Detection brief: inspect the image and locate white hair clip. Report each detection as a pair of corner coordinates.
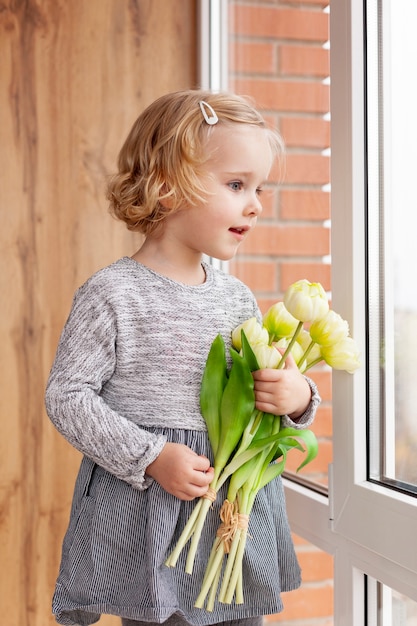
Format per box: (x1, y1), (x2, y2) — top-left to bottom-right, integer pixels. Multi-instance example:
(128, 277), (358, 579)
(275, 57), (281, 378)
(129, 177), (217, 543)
(199, 100), (219, 125)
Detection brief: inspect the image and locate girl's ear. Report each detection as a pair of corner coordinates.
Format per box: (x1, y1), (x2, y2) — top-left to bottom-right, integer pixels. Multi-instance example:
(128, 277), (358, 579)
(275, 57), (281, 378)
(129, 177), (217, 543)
(159, 196), (174, 209)
(159, 185), (175, 209)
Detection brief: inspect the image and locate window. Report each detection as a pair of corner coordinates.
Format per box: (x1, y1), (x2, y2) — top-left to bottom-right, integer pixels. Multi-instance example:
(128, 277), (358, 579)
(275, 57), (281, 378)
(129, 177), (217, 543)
(366, 0), (417, 493)
(367, 578), (417, 625)
(200, 1), (417, 622)
(227, 0), (332, 494)
(331, 0), (417, 622)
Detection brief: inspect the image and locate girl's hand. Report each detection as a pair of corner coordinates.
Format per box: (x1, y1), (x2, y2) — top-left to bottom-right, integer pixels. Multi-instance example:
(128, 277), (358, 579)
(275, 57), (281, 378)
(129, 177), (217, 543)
(145, 442), (214, 501)
(252, 352), (311, 420)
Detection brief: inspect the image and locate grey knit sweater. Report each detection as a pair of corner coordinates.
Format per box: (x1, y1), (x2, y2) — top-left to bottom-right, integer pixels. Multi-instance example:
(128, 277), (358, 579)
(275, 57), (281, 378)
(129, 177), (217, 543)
(45, 257), (319, 490)
(45, 257), (321, 626)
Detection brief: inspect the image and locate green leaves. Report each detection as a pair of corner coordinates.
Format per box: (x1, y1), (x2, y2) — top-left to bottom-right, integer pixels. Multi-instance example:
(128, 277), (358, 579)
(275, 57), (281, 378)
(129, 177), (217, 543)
(167, 331), (261, 575)
(200, 331), (259, 466)
(216, 339), (255, 461)
(200, 335), (228, 457)
(194, 330), (320, 610)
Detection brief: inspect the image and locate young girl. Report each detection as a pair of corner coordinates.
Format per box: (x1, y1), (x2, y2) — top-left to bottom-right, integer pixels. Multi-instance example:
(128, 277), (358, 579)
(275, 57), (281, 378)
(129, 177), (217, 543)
(45, 90), (320, 626)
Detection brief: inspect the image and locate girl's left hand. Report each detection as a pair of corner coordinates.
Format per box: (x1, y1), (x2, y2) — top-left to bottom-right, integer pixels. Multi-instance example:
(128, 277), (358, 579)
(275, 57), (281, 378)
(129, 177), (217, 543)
(252, 352), (311, 420)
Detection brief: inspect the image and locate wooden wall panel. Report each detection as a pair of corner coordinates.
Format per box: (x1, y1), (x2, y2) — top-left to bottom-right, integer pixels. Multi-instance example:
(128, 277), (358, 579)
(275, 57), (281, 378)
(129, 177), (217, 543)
(0, 2), (197, 624)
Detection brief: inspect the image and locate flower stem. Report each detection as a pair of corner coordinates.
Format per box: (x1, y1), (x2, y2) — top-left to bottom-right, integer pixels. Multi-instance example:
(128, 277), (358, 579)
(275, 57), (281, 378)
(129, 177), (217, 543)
(220, 528), (248, 604)
(206, 559), (223, 612)
(297, 339), (316, 368)
(201, 537), (222, 588)
(194, 542), (224, 609)
(218, 527), (242, 602)
(236, 568), (244, 604)
(185, 496), (214, 574)
(165, 498), (204, 568)
(277, 321), (303, 369)
(303, 356), (324, 371)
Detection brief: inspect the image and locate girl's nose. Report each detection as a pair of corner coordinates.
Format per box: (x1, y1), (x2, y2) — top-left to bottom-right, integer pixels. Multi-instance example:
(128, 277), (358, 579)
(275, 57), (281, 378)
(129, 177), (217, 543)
(244, 192), (263, 217)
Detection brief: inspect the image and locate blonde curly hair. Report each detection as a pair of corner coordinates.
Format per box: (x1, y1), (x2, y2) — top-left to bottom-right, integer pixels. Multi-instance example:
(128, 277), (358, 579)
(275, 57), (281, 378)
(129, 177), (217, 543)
(107, 89), (284, 237)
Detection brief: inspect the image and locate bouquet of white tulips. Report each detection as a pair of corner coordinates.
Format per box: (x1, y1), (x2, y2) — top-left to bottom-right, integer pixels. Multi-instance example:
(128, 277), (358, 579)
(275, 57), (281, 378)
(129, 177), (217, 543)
(166, 279), (360, 611)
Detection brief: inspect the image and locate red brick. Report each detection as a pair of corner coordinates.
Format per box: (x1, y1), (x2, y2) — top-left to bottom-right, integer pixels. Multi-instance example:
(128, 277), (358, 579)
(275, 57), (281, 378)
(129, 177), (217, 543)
(312, 405), (333, 438)
(229, 260), (277, 292)
(229, 4), (333, 621)
(233, 79), (330, 114)
(297, 549), (334, 582)
(280, 44), (330, 77)
(292, 533), (310, 546)
(261, 187), (278, 218)
(281, 116), (330, 149)
(310, 438), (332, 474)
(272, 583), (333, 621)
(280, 262), (331, 291)
(257, 297), (281, 314)
(229, 41), (276, 74)
(308, 369), (332, 401)
(229, 6), (329, 42)
(257, 295), (328, 314)
(264, 113), (279, 130)
(280, 189), (330, 221)
(286, 0), (330, 6)
(283, 153), (330, 185)
(246, 265), (332, 311)
(240, 225), (330, 256)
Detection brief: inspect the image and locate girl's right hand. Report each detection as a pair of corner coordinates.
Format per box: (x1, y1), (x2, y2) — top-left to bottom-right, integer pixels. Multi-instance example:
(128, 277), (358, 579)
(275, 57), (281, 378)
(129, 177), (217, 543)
(145, 442), (214, 500)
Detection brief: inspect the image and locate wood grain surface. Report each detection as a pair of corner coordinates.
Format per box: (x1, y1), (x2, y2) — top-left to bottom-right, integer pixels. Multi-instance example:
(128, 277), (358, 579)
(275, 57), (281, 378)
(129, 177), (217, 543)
(0, 1), (196, 623)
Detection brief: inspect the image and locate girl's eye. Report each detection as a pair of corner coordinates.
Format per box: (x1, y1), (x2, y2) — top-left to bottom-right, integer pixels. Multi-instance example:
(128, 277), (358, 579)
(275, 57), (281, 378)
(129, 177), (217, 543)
(256, 187), (263, 196)
(229, 181), (243, 191)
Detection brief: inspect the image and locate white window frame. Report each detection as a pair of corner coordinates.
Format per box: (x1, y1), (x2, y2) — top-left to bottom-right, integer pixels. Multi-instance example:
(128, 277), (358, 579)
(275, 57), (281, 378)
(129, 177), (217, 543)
(198, 0), (229, 273)
(200, 1), (417, 622)
(198, 0), (228, 92)
(291, 0), (417, 619)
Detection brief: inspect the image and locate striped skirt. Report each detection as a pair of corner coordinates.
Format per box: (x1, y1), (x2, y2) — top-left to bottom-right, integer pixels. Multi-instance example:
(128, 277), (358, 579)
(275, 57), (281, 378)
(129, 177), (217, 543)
(52, 427), (301, 625)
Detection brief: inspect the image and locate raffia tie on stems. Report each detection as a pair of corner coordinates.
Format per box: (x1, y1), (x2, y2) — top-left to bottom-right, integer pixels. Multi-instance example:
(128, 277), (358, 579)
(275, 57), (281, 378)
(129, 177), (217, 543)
(216, 500), (249, 554)
(203, 487), (217, 503)
(193, 500), (250, 611)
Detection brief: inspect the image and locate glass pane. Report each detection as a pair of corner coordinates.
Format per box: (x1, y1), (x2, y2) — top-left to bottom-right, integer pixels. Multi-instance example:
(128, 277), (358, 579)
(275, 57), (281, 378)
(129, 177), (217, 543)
(227, 1), (331, 491)
(368, 578), (417, 625)
(366, 0), (417, 492)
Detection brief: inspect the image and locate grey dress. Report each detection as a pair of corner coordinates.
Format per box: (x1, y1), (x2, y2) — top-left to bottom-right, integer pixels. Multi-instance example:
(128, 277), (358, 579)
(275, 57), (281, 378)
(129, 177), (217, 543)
(45, 257), (320, 626)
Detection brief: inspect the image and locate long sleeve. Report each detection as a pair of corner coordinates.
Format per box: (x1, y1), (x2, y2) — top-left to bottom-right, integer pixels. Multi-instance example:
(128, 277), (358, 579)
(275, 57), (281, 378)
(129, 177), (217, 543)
(281, 375), (321, 429)
(45, 282), (166, 490)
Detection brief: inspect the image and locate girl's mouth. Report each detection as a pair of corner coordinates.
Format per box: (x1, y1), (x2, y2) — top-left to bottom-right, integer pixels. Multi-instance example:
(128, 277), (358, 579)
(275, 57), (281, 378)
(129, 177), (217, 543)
(229, 227), (248, 241)
(229, 226), (249, 235)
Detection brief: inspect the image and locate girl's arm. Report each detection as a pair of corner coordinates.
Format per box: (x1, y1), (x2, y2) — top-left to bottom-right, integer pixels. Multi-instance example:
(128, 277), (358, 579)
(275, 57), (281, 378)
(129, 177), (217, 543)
(252, 352), (321, 427)
(145, 443), (214, 500)
(45, 282), (167, 491)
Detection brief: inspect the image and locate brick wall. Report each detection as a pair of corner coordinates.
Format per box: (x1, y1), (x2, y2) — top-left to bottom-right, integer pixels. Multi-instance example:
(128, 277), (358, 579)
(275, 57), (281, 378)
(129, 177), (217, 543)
(268, 535), (333, 624)
(227, 1), (333, 624)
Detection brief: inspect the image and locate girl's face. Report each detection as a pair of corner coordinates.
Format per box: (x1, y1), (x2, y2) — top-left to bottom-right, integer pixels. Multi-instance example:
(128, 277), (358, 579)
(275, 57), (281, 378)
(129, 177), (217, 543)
(165, 123), (275, 262)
